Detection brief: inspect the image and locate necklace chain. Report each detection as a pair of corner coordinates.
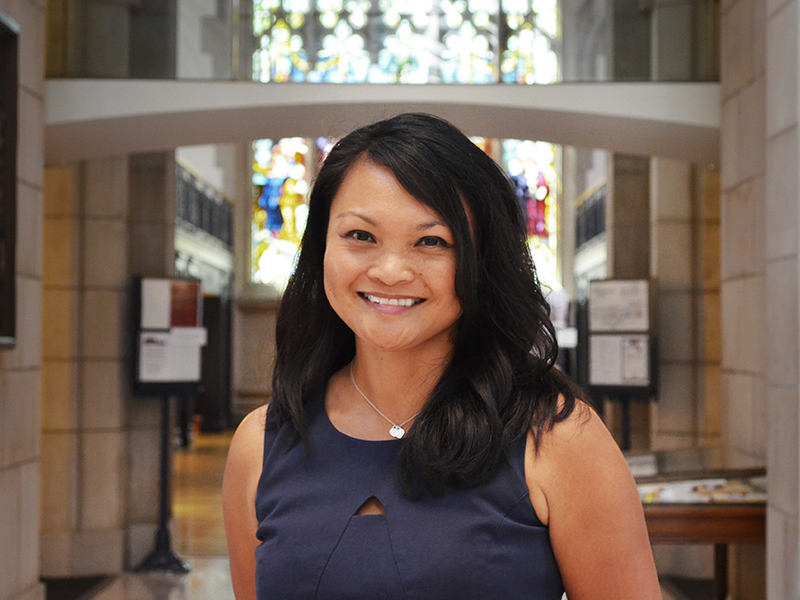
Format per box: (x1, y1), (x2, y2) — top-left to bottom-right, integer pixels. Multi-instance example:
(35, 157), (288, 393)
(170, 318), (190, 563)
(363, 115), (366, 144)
(349, 364), (420, 438)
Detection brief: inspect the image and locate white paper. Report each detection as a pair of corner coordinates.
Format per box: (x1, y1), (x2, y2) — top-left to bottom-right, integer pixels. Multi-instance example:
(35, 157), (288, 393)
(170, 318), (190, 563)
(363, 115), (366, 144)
(589, 335), (622, 385)
(141, 279), (171, 329)
(589, 279), (649, 332)
(622, 335), (649, 382)
(138, 331), (202, 382)
(556, 326), (578, 349)
(589, 334), (650, 386)
(139, 332), (169, 381)
(170, 327), (207, 346)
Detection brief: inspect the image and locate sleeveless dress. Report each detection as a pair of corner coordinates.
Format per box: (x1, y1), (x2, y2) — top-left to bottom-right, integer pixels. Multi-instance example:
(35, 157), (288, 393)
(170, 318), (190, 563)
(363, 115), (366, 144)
(254, 389), (565, 599)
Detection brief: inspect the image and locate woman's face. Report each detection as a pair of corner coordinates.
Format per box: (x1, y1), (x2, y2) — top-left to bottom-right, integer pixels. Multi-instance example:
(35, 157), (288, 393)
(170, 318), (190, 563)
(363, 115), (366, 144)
(323, 158), (462, 358)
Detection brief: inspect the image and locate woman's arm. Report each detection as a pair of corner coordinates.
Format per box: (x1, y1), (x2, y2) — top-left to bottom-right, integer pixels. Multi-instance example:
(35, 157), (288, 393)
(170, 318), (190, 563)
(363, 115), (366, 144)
(526, 403), (661, 599)
(222, 405), (268, 600)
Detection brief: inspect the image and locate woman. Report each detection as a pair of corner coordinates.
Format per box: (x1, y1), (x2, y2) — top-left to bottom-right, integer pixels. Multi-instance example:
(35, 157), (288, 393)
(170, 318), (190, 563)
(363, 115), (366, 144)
(223, 113), (661, 599)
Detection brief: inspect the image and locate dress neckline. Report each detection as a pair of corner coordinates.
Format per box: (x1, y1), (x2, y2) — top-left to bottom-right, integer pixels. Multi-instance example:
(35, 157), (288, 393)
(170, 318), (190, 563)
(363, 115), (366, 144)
(320, 390), (403, 445)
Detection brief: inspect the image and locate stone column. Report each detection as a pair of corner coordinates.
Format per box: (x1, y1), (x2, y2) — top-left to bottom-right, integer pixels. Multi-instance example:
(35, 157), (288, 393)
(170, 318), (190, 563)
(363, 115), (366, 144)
(648, 158), (698, 449)
(693, 166), (722, 447)
(41, 153), (177, 573)
(647, 159), (722, 450)
(41, 158), (130, 575)
(720, 0), (769, 597)
(761, 0), (799, 598)
(0, 1), (46, 597)
(604, 153), (651, 449)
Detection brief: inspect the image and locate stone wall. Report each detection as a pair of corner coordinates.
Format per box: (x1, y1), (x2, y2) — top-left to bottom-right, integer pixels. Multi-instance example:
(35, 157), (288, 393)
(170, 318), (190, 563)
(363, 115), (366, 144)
(720, 0), (770, 597)
(0, 1), (45, 599)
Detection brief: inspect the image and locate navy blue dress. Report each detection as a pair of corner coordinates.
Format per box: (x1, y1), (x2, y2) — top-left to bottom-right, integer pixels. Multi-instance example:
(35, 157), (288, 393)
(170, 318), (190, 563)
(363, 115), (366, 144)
(254, 390), (565, 599)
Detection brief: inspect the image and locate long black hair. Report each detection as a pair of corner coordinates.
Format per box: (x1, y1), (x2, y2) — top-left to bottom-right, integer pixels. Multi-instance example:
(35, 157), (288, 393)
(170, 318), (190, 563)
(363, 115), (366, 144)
(269, 113), (585, 496)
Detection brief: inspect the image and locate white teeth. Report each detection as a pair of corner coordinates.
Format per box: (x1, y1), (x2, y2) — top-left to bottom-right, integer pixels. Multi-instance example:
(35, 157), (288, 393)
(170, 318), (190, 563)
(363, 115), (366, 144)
(363, 293), (420, 307)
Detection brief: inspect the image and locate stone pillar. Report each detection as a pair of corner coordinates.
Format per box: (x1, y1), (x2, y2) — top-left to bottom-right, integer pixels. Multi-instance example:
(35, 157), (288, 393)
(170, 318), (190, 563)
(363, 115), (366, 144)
(0, 1), (46, 599)
(720, 0), (769, 597)
(647, 160), (722, 451)
(604, 153), (651, 449)
(649, 158), (698, 449)
(694, 166), (722, 447)
(41, 153), (177, 574)
(41, 158), (130, 575)
(761, 1), (799, 598)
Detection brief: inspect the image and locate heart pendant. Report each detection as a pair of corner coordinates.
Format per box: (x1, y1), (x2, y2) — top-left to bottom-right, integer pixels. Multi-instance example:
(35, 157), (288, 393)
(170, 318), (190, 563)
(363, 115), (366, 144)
(389, 425), (405, 439)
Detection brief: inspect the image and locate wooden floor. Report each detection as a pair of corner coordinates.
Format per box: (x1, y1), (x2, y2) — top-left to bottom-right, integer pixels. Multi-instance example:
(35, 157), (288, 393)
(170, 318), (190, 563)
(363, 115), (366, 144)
(172, 431), (232, 557)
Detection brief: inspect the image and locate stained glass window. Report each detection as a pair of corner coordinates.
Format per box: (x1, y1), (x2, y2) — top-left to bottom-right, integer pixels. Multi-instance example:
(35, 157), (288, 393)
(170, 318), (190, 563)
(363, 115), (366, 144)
(251, 137), (313, 289)
(502, 138), (560, 289)
(253, 0), (571, 83)
(501, 0), (559, 84)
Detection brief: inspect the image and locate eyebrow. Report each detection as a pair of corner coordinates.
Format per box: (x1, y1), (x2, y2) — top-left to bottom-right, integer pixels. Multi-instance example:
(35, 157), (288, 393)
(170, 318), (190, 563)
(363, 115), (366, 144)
(334, 211), (447, 230)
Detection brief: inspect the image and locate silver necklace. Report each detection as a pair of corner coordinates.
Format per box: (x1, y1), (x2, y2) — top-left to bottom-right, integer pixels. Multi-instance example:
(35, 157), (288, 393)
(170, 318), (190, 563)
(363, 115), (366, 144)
(349, 364), (420, 439)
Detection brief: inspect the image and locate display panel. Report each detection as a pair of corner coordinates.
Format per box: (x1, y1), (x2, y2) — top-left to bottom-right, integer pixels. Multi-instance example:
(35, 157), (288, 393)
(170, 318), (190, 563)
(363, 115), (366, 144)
(133, 278), (207, 394)
(589, 333), (649, 387)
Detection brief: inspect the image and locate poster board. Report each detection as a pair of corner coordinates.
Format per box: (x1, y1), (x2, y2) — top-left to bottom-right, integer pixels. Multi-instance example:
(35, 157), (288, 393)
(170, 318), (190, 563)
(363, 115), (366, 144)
(133, 277), (207, 395)
(588, 279), (655, 394)
(589, 333), (650, 386)
(589, 279), (649, 332)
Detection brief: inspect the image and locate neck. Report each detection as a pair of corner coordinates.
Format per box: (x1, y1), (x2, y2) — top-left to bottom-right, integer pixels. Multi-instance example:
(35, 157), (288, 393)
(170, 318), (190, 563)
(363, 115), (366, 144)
(350, 344), (450, 420)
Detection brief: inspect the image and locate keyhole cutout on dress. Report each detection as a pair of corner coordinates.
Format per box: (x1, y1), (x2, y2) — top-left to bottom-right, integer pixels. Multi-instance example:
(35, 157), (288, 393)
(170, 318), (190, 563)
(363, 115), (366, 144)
(354, 496), (387, 516)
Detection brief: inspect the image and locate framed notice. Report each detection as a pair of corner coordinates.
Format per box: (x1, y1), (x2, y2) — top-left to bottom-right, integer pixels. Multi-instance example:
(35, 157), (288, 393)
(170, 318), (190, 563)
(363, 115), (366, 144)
(588, 279), (655, 395)
(589, 279), (649, 332)
(589, 333), (650, 387)
(0, 14), (18, 348)
(133, 277), (207, 395)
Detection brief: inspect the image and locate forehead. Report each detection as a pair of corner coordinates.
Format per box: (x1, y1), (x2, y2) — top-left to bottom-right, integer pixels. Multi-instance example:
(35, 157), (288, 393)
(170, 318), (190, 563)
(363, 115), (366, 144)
(329, 158), (448, 221)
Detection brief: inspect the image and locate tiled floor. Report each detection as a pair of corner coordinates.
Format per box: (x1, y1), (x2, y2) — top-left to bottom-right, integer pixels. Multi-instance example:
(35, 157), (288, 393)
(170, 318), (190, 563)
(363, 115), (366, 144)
(88, 558), (234, 600)
(87, 431), (235, 600)
(83, 430), (681, 600)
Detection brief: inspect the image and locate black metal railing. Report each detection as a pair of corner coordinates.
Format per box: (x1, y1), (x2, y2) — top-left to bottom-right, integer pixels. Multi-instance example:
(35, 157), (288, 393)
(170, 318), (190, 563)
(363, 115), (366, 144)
(176, 165), (233, 248)
(575, 184), (605, 250)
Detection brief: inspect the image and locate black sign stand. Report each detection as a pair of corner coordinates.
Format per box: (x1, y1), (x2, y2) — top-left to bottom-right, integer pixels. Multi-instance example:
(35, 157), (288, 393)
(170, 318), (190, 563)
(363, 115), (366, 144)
(618, 394), (631, 451)
(131, 277), (205, 573)
(135, 394), (190, 573)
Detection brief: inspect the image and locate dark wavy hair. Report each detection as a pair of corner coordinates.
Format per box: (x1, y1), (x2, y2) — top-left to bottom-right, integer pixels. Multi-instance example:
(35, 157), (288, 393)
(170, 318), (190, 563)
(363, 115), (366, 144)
(268, 113), (585, 497)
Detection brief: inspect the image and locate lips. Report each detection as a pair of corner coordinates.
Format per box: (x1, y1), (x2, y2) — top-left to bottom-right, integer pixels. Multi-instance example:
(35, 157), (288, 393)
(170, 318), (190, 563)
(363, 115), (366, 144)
(359, 292), (425, 307)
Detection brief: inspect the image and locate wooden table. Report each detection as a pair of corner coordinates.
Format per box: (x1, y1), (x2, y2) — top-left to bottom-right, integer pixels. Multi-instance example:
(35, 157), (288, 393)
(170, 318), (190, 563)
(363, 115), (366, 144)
(629, 447), (766, 600)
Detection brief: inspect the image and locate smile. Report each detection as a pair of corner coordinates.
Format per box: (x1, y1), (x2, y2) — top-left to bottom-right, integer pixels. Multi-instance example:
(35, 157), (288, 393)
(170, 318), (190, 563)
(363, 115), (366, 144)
(359, 293), (424, 307)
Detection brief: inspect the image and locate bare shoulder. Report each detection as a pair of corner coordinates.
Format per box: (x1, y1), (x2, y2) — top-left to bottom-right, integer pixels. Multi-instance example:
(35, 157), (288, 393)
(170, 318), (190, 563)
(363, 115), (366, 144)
(539, 399), (614, 462)
(527, 398), (633, 516)
(222, 404), (269, 600)
(224, 404), (269, 502)
(230, 404), (269, 452)
(526, 397), (661, 599)
(524, 399), (604, 522)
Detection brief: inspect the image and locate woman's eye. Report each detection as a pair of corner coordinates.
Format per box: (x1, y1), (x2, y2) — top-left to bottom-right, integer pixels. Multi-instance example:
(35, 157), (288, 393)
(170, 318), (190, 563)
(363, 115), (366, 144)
(418, 236), (449, 248)
(346, 230), (374, 242)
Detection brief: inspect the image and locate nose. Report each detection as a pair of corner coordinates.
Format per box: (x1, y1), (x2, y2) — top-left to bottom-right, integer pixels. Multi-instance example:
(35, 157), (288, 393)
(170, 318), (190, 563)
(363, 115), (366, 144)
(366, 249), (415, 286)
